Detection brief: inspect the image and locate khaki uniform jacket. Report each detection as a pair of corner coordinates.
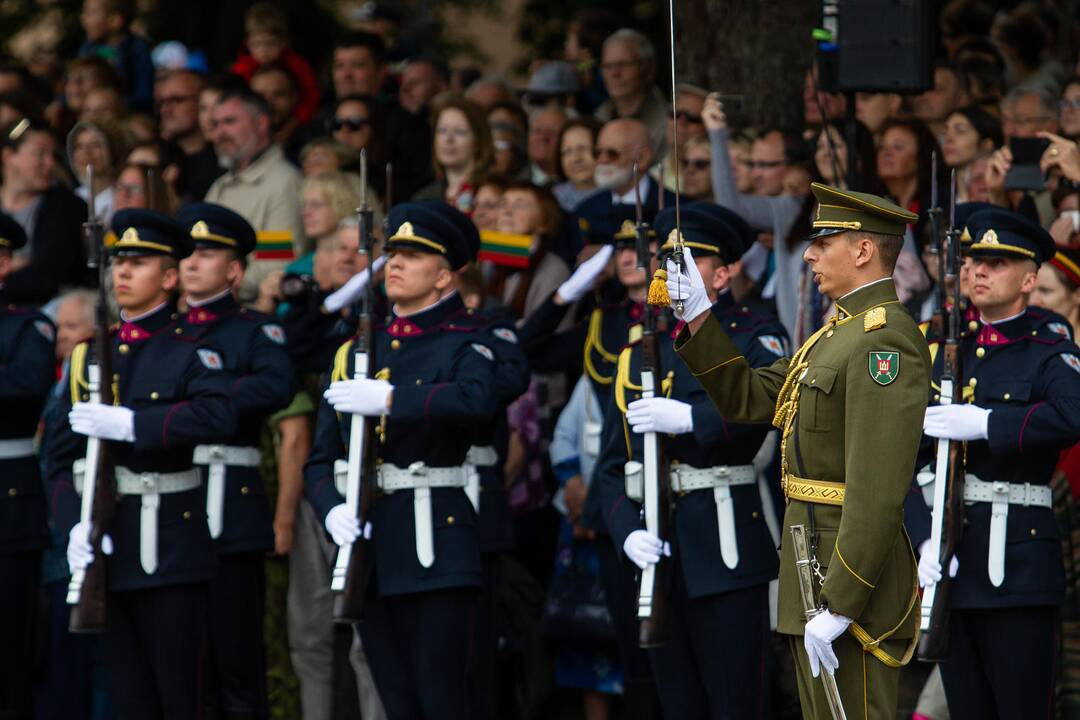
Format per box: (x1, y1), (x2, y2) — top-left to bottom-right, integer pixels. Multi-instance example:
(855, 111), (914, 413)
(204, 144), (305, 304)
(675, 278), (930, 643)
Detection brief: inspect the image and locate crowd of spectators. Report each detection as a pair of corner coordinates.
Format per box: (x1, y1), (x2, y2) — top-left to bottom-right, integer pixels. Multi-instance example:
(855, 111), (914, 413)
(5, 0), (1080, 718)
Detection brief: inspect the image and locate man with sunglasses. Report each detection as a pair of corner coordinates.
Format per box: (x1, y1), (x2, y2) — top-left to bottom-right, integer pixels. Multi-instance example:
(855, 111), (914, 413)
(654, 85), (708, 193)
(573, 118), (677, 261)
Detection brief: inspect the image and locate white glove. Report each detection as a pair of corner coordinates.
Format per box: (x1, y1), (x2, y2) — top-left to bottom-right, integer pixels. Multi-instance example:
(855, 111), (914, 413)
(324, 378), (393, 416)
(69, 403), (135, 442)
(323, 256), (387, 313)
(556, 245), (614, 304)
(325, 504), (373, 546)
(626, 397), (694, 434)
(917, 539), (959, 588)
(803, 610), (852, 678)
(622, 529), (671, 570)
(923, 405), (991, 441)
(67, 521), (113, 574)
(664, 247), (712, 323)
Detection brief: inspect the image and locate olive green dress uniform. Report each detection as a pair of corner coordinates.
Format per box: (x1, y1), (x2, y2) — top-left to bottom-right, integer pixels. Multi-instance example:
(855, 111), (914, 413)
(673, 184), (931, 719)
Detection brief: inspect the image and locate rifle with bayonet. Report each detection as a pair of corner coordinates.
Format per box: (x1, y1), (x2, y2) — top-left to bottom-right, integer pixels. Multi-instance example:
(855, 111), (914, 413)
(633, 163), (672, 648)
(331, 150), (381, 622)
(67, 165), (117, 633)
(918, 169), (966, 661)
(927, 153), (946, 338)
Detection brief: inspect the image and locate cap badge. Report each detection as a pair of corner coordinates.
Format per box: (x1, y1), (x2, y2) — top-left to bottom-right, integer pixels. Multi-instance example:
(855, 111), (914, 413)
(396, 221), (414, 237)
(120, 227), (140, 244)
(980, 229), (999, 245)
(191, 220), (211, 239)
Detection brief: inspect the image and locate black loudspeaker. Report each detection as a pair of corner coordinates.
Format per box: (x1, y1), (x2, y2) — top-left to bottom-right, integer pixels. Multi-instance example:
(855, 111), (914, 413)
(836, 0), (934, 93)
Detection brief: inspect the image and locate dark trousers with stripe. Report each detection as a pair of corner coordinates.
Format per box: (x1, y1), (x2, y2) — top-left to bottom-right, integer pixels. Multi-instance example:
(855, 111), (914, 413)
(104, 583), (207, 720)
(940, 606), (1058, 720)
(358, 587), (478, 720)
(647, 567), (771, 720)
(0, 551), (40, 720)
(205, 552), (268, 718)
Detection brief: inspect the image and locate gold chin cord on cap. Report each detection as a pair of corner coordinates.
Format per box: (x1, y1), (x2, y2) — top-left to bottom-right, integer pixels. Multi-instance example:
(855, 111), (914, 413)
(647, 0), (685, 309)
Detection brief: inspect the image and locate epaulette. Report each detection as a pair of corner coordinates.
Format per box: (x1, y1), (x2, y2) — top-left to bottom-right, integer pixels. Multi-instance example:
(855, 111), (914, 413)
(863, 306), (887, 332)
(1027, 306), (1073, 343)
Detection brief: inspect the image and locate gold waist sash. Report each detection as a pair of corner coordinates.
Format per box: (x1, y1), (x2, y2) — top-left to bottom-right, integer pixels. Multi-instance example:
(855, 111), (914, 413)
(783, 475), (845, 506)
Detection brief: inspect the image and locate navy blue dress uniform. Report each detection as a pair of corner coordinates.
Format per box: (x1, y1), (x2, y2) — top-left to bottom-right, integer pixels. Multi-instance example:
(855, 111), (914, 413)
(0, 211), (55, 720)
(910, 209), (1080, 719)
(177, 202), (296, 718)
(592, 203), (786, 719)
(304, 201), (499, 720)
(46, 209), (238, 719)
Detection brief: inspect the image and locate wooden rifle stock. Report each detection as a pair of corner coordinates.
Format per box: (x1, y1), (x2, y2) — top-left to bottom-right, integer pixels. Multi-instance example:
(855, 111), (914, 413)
(69, 172), (117, 633)
(332, 151), (381, 623)
(918, 170), (966, 661)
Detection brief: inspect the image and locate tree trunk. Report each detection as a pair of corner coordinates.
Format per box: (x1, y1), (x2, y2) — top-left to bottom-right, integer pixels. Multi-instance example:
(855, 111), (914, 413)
(675, 0), (819, 130)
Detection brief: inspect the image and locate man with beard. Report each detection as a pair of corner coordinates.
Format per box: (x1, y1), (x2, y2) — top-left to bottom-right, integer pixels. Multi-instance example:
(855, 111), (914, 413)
(205, 88), (304, 305)
(573, 118), (676, 260)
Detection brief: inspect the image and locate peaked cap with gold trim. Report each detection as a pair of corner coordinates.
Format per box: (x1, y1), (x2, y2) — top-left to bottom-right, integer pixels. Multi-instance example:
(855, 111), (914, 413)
(177, 202), (256, 256)
(110, 209), (191, 259)
(808, 182), (918, 240)
(965, 207), (1055, 264)
(0, 210), (26, 252)
(654, 202), (753, 263)
(386, 201), (477, 269)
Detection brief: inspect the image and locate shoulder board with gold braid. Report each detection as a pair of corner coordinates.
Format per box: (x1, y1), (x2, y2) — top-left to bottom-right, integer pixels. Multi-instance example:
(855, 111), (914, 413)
(69, 341), (90, 405)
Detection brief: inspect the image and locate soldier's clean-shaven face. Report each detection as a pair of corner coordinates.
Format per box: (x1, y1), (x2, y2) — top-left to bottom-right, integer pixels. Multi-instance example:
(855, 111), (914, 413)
(969, 256), (1038, 320)
(803, 234), (859, 301)
(112, 256), (177, 315)
(180, 247), (241, 301)
(384, 248), (453, 309)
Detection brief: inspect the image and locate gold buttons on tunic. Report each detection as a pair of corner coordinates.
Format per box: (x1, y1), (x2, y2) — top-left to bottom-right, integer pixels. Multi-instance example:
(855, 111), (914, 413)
(969, 320), (978, 332)
(7, 488), (16, 497)
(975, 347), (985, 358)
(183, 511), (192, 519)
(1030, 528), (1037, 537)
(447, 516), (455, 525)
(175, 328), (183, 334)
(391, 339), (401, 350)
(118, 344), (130, 354)
(751, 511), (758, 519)
(1003, 393), (1011, 400)
(150, 392), (159, 400)
(240, 486), (250, 495)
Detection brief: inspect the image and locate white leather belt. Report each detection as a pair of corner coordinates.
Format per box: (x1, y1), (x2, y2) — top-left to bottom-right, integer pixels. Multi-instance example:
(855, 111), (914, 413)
(193, 444), (261, 540)
(378, 462), (468, 569)
(114, 466), (201, 575)
(463, 445), (497, 514)
(673, 464), (755, 570)
(963, 474), (1052, 588)
(0, 437), (34, 459)
(624, 462), (755, 570)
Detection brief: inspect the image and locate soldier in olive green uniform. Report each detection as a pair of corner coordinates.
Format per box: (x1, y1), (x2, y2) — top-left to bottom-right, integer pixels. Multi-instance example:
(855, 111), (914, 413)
(664, 183), (931, 719)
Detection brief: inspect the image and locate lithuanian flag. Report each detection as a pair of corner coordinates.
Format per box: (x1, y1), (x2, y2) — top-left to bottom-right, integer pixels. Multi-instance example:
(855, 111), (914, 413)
(479, 230), (533, 269)
(254, 230), (295, 261)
